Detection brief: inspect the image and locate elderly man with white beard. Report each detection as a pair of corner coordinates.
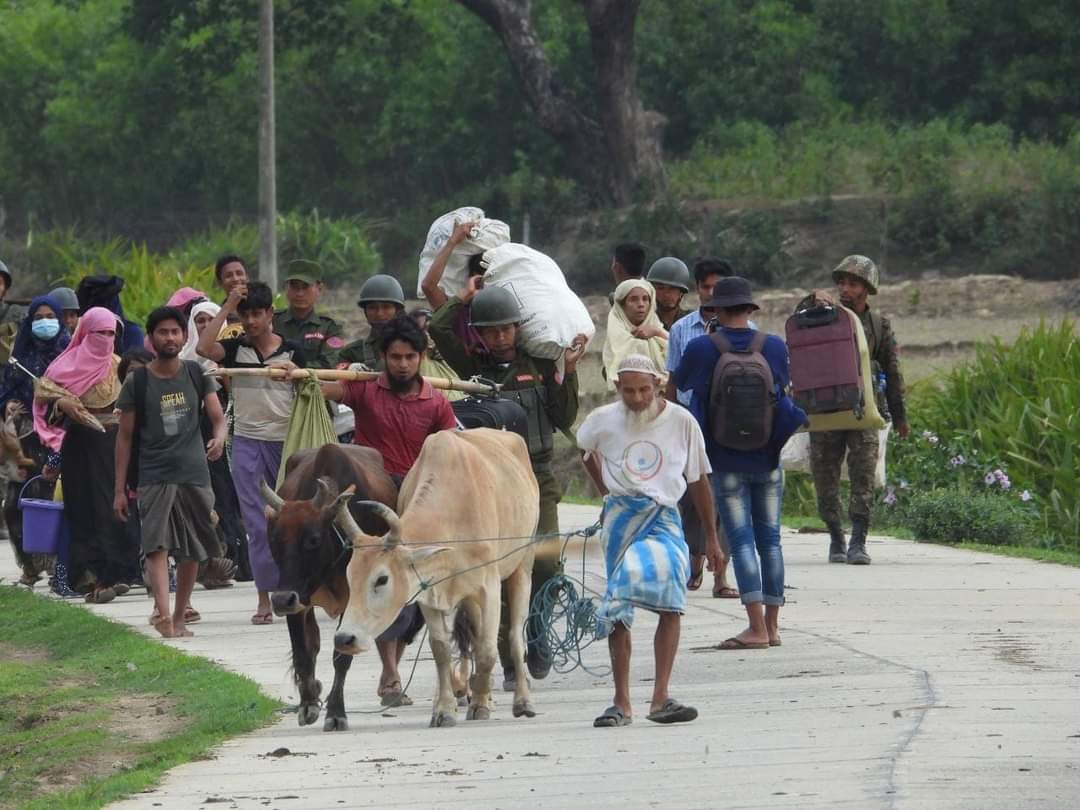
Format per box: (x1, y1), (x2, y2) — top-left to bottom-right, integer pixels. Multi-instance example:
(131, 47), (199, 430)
(577, 353), (721, 728)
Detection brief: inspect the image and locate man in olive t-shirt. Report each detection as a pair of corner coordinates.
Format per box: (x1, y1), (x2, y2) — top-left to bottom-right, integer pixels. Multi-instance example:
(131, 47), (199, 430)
(115, 307), (228, 639)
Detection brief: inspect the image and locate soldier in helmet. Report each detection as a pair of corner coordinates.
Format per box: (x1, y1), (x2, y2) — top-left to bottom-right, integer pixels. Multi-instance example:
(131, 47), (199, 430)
(272, 260), (346, 370)
(48, 287), (81, 336)
(646, 257), (693, 331)
(0, 260), (28, 366)
(430, 280), (587, 689)
(337, 274), (406, 370)
(800, 255), (909, 566)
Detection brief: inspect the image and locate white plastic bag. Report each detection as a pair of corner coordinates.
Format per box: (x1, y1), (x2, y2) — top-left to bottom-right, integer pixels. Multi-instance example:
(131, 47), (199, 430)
(481, 243), (595, 361)
(781, 424), (890, 488)
(416, 207), (510, 298)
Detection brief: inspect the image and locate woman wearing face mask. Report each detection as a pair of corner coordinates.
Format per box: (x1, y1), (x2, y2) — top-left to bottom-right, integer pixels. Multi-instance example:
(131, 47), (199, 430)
(34, 307), (138, 602)
(0, 296), (71, 586)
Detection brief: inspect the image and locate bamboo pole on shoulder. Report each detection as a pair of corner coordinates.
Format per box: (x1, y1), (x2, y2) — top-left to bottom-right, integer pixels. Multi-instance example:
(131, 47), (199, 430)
(208, 366), (500, 395)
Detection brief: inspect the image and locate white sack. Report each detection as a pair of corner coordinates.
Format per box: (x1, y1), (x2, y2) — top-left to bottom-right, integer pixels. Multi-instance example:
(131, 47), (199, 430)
(481, 242), (595, 361)
(417, 207), (510, 297)
(781, 424), (890, 488)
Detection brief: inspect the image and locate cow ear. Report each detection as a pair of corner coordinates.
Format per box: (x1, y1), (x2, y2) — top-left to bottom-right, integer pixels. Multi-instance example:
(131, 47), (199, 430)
(407, 546), (450, 564)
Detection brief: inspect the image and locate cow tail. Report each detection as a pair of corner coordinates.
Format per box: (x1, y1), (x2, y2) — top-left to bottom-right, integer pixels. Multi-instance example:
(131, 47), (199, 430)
(452, 609), (476, 660)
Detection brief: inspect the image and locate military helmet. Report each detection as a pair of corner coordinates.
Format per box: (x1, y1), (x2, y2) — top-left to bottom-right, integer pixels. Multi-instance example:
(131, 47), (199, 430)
(646, 256), (690, 292)
(49, 286), (80, 311)
(469, 286), (521, 327)
(357, 274), (405, 307)
(831, 255), (879, 295)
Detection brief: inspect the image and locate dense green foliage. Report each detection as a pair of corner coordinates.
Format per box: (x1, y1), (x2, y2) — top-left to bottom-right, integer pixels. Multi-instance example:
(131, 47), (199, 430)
(869, 320), (1078, 548)
(0, 587), (277, 808)
(2, 0), (1080, 264)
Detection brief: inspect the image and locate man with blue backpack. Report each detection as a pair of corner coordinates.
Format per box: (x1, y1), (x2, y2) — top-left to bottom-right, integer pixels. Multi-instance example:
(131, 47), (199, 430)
(675, 277), (806, 650)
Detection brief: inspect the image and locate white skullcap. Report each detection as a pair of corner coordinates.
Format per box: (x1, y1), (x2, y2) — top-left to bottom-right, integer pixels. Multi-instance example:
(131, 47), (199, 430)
(616, 353), (661, 378)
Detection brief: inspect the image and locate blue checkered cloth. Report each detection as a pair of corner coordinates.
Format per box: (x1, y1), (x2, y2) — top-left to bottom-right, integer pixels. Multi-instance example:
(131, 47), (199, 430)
(595, 494), (690, 639)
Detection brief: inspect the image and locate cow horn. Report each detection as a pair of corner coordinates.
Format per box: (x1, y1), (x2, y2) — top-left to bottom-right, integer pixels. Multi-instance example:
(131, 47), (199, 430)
(358, 500), (403, 547)
(335, 497), (364, 541)
(313, 477), (338, 510)
(260, 480), (285, 511)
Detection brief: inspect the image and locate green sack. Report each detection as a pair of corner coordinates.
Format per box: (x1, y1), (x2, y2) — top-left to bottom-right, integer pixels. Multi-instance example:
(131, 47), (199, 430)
(276, 374), (338, 489)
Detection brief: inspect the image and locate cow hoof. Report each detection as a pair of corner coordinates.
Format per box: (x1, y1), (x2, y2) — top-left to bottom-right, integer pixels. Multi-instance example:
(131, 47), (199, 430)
(513, 700), (536, 718)
(466, 704), (491, 721)
(429, 712), (457, 728)
(323, 714), (349, 732)
(298, 703), (321, 727)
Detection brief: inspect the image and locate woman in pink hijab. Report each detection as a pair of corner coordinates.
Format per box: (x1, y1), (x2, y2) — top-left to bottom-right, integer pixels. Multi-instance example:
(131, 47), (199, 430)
(34, 307), (138, 602)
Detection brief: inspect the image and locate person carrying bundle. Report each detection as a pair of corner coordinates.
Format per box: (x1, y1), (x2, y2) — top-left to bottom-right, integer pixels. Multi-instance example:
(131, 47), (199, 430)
(430, 283), (587, 689)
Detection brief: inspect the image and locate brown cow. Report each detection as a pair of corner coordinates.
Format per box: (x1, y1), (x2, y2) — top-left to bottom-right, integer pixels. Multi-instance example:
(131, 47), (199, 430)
(261, 443), (397, 731)
(333, 428), (539, 727)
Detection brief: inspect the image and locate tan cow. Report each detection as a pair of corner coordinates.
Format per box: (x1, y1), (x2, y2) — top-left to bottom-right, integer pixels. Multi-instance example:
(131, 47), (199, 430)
(333, 428), (540, 727)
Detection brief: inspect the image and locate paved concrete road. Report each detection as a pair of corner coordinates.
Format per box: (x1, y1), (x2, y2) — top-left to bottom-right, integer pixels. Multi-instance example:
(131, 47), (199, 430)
(4, 504), (1079, 809)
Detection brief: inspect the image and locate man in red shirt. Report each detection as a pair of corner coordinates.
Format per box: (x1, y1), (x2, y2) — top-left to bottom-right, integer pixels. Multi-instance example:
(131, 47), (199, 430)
(321, 314), (457, 705)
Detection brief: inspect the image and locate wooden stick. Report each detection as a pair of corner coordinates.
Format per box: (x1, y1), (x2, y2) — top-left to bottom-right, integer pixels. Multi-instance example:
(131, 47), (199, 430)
(209, 366), (500, 394)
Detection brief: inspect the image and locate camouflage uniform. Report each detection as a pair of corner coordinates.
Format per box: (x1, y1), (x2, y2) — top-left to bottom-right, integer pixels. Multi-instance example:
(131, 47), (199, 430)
(336, 333), (382, 370)
(272, 309), (345, 370)
(0, 298), (27, 541)
(803, 256), (906, 530)
(429, 296), (580, 672)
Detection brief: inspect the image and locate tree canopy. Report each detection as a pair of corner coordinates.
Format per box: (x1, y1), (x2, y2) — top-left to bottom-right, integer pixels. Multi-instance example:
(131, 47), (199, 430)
(1, 0), (1078, 237)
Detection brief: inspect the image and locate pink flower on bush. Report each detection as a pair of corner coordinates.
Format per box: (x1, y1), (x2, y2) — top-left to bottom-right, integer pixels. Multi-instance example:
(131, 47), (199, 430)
(984, 472), (996, 486)
(993, 469), (1011, 490)
(884, 487), (898, 506)
(1020, 490), (1033, 502)
(950, 455), (966, 466)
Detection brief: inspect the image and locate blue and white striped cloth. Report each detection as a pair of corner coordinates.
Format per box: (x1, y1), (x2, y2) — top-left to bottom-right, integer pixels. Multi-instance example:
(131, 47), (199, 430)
(595, 494), (690, 639)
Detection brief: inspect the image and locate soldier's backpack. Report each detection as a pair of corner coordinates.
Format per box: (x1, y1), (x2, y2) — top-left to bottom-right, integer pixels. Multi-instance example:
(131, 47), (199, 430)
(707, 331), (775, 451)
(785, 303), (865, 417)
(452, 395), (529, 443)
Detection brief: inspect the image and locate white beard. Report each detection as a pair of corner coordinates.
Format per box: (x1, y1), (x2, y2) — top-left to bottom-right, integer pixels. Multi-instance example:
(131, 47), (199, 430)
(622, 397), (664, 433)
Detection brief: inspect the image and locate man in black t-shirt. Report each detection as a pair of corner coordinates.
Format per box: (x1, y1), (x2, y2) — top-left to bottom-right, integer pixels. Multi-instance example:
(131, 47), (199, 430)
(115, 306), (228, 639)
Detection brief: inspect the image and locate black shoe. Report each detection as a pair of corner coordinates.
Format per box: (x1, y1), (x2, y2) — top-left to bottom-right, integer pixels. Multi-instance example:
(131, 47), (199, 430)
(526, 615), (552, 680)
(847, 519), (871, 565)
(827, 525), (847, 563)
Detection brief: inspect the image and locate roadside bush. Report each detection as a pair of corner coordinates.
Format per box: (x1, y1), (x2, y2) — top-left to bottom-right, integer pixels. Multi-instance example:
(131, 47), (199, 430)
(60, 244), (216, 327)
(898, 489), (1038, 546)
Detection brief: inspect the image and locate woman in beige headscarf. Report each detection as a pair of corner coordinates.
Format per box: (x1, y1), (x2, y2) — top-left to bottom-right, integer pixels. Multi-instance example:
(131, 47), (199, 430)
(603, 279), (668, 390)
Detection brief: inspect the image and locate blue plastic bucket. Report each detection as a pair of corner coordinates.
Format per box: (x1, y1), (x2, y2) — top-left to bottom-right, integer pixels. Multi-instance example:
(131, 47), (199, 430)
(20, 475), (64, 554)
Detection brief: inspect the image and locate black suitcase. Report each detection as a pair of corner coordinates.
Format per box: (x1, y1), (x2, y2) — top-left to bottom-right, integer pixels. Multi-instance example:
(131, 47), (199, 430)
(452, 396), (529, 441)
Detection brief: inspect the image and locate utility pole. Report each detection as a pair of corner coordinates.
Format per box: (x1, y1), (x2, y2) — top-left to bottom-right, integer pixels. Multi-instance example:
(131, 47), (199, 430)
(257, 0), (277, 288)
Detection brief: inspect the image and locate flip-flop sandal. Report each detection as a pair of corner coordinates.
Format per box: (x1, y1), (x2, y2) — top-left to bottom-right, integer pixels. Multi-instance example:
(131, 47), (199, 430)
(647, 699), (698, 725)
(712, 586), (740, 599)
(593, 705), (632, 727)
(250, 612), (274, 626)
(718, 637), (770, 650)
(113, 584), (131, 596)
(687, 556), (705, 591)
(152, 615), (174, 638)
(184, 607), (201, 624)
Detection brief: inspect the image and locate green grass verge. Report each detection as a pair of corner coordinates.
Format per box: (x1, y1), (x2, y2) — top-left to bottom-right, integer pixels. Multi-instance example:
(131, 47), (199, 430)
(0, 587), (279, 809)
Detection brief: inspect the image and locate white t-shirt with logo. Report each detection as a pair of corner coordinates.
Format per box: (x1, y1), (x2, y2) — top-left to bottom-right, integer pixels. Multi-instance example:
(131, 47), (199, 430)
(577, 400), (712, 508)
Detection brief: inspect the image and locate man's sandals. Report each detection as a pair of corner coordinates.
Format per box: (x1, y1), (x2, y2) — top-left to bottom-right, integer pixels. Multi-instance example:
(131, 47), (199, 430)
(687, 555), (706, 590)
(594, 700), (698, 727)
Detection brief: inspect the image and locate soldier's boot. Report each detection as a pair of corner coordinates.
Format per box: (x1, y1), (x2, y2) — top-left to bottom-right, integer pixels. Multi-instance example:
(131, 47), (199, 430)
(847, 519), (872, 565)
(827, 525), (847, 563)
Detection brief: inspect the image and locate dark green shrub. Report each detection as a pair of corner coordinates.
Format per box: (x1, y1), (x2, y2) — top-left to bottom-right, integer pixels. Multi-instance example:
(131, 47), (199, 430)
(898, 489), (1039, 546)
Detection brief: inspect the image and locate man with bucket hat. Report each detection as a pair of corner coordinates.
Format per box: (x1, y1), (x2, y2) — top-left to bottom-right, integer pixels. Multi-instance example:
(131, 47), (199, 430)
(273, 260), (345, 370)
(675, 276), (807, 650)
(799, 255), (909, 565)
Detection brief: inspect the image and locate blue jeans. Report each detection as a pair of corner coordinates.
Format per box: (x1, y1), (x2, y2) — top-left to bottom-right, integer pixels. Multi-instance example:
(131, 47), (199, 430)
(712, 469), (784, 606)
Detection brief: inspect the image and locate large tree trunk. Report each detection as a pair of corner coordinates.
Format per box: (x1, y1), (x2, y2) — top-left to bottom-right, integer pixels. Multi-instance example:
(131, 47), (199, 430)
(457, 0), (666, 205)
